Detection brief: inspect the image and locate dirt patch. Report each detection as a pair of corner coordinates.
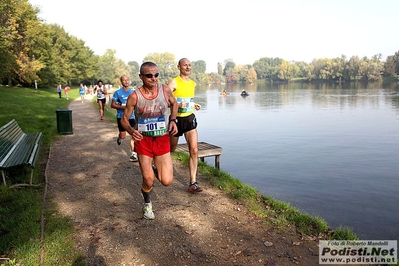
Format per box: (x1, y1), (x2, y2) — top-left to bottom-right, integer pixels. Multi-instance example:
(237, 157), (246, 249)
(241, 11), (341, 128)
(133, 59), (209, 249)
(45, 97), (323, 265)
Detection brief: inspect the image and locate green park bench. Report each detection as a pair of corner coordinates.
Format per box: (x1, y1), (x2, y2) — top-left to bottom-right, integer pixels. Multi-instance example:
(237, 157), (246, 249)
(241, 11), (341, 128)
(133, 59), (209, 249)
(0, 119), (43, 186)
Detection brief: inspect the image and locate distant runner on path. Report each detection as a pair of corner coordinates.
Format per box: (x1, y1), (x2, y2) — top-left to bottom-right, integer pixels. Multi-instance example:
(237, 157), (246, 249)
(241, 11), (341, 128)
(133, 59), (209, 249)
(111, 75), (137, 162)
(94, 80), (107, 120)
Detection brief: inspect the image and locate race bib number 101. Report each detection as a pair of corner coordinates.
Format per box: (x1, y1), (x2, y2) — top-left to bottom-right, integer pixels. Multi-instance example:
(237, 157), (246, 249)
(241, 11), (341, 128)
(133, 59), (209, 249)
(138, 116), (167, 137)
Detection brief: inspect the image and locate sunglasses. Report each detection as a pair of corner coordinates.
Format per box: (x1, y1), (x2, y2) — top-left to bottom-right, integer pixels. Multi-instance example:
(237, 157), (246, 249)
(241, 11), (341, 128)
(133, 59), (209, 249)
(141, 73), (159, 78)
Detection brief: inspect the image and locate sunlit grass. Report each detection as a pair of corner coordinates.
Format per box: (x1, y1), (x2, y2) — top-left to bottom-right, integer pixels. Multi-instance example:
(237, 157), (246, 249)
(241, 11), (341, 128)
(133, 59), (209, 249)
(0, 86), (83, 265)
(331, 226), (359, 240)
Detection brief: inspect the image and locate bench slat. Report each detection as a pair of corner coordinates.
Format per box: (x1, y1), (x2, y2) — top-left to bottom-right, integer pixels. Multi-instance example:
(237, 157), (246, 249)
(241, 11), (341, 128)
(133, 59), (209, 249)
(1, 133), (41, 168)
(0, 119), (43, 186)
(27, 133), (43, 166)
(0, 134), (26, 167)
(0, 120), (43, 169)
(0, 120), (24, 163)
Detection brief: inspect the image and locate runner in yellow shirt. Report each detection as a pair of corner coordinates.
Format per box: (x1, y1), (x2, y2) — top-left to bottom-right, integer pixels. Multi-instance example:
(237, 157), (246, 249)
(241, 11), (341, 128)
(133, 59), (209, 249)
(168, 58), (202, 193)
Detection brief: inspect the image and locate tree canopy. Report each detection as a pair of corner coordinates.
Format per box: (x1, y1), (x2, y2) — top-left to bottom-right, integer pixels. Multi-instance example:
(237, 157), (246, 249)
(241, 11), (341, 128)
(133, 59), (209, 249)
(1, 0), (398, 87)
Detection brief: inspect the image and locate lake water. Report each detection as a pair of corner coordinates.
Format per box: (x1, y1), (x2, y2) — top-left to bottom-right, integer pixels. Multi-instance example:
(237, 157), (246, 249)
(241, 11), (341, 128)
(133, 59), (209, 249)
(190, 81), (399, 241)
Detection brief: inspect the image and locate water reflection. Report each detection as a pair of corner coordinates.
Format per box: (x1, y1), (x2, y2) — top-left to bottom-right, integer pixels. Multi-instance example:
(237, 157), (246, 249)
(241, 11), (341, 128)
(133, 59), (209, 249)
(198, 81), (399, 112)
(193, 81), (399, 241)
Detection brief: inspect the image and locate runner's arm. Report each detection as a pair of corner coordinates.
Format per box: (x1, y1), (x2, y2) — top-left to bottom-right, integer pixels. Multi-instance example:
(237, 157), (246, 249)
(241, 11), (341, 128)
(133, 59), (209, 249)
(164, 85), (178, 135)
(122, 92), (142, 140)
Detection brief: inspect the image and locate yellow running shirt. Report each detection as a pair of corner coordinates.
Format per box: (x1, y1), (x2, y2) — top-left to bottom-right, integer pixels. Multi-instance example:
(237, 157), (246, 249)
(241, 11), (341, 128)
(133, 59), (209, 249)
(173, 76), (196, 117)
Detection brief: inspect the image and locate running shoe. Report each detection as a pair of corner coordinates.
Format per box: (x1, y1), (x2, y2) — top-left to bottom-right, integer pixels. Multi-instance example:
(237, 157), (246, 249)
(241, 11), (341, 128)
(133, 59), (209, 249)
(143, 202), (155, 220)
(129, 152), (138, 162)
(117, 137), (122, 145)
(100, 115), (104, 120)
(188, 182), (203, 193)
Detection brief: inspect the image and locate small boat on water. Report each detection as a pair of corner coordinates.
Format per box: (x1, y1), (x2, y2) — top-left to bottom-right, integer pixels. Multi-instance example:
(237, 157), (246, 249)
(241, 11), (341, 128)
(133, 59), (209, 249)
(240, 90), (249, 96)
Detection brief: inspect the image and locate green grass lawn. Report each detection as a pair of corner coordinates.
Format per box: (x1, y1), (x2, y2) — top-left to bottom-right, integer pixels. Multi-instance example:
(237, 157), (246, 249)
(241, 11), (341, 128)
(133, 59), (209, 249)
(0, 86), (85, 266)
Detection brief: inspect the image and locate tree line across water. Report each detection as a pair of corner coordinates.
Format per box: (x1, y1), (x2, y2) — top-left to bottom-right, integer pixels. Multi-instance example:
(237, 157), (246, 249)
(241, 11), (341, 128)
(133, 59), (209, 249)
(2, 0), (399, 89)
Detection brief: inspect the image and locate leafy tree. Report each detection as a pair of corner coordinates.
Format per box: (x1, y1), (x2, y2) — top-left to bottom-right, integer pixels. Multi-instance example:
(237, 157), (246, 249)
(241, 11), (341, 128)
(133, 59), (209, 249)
(34, 24), (66, 86)
(0, 0), (42, 85)
(391, 51), (399, 74)
(360, 55), (383, 81)
(208, 72), (225, 84)
(347, 55), (361, 80)
(114, 58), (134, 86)
(253, 58), (268, 79)
(82, 52), (99, 86)
(68, 37), (97, 85)
(231, 64), (257, 83)
(2, 0), (396, 87)
(315, 58), (332, 80)
(223, 60), (235, 76)
(97, 49), (133, 86)
(143, 52), (178, 84)
(225, 67), (238, 83)
(246, 67), (257, 83)
(294, 61), (314, 81)
(190, 60), (207, 83)
(233, 65), (247, 82)
(217, 62), (223, 75)
(192, 60), (206, 74)
(253, 57), (282, 81)
(332, 55), (347, 82)
(384, 56), (396, 76)
(128, 61), (141, 87)
(128, 61), (139, 71)
(195, 72), (210, 85)
(42, 24), (84, 86)
(29, 22), (97, 87)
(278, 60), (299, 82)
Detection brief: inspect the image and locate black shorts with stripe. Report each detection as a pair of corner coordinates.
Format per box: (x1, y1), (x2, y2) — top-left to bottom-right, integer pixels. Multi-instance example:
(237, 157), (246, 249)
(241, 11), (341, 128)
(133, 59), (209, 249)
(174, 113), (197, 137)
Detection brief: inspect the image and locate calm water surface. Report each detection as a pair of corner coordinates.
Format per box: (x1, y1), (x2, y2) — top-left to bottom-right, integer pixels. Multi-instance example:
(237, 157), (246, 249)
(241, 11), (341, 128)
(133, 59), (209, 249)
(190, 81), (399, 241)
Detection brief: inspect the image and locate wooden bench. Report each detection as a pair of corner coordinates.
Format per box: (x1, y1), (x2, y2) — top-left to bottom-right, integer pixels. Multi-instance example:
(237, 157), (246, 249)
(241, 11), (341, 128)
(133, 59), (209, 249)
(175, 142), (223, 169)
(0, 119), (43, 186)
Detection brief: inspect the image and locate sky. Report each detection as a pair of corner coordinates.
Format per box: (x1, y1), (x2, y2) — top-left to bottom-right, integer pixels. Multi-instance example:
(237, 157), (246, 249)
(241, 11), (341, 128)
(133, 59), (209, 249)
(29, 0), (399, 73)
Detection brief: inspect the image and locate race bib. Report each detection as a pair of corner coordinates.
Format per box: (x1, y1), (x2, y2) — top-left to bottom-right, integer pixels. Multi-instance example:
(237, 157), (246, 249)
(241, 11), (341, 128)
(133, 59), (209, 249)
(137, 116), (167, 137)
(177, 97), (194, 113)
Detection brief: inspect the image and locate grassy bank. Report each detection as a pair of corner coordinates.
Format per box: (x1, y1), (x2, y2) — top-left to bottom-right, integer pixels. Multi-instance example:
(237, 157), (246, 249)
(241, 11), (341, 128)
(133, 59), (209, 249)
(0, 86), (85, 265)
(172, 152), (358, 240)
(0, 86), (362, 265)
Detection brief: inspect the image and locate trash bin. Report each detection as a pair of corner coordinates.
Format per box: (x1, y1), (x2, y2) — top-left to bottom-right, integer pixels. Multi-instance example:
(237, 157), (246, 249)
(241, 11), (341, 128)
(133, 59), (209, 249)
(56, 109), (73, 134)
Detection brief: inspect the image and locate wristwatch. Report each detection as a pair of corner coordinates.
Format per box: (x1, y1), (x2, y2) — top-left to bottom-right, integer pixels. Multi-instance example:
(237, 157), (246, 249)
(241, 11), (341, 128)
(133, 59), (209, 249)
(170, 118), (177, 123)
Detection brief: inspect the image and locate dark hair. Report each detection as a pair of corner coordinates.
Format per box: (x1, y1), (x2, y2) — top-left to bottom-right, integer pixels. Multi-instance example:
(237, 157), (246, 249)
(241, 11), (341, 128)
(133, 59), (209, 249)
(97, 80), (103, 84)
(140, 62), (158, 74)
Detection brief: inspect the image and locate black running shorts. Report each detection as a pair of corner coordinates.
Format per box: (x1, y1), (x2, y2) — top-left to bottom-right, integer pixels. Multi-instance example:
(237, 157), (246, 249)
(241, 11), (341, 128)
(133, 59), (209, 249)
(174, 113), (197, 137)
